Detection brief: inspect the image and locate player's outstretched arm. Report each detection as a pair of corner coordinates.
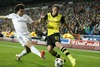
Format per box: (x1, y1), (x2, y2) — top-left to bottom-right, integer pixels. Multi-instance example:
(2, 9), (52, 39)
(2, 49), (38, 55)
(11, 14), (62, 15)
(32, 20), (40, 26)
(0, 16), (8, 19)
(39, 12), (46, 23)
(32, 12), (46, 27)
(32, 14), (46, 26)
(64, 22), (73, 34)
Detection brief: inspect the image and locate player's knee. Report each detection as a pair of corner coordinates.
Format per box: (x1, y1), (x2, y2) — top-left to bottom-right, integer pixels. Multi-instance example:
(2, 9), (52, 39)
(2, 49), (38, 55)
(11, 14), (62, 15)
(26, 49), (31, 53)
(25, 46), (31, 53)
(55, 42), (62, 48)
(47, 48), (51, 52)
(47, 46), (53, 53)
(48, 49), (52, 53)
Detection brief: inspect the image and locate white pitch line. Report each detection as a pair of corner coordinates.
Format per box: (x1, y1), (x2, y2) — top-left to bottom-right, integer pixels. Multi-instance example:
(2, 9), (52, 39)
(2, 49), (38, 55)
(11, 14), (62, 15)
(73, 54), (100, 59)
(0, 44), (22, 49)
(68, 48), (100, 53)
(0, 44), (100, 59)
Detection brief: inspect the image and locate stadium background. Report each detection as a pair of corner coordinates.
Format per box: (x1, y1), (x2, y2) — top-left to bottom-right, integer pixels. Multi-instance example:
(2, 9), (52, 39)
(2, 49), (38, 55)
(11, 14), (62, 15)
(0, 0), (100, 67)
(0, 0), (100, 49)
(0, 0), (98, 7)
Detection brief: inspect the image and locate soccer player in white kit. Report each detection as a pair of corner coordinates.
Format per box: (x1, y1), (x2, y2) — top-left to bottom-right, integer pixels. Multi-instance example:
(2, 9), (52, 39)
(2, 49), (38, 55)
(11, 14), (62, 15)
(0, 3), (45, 60)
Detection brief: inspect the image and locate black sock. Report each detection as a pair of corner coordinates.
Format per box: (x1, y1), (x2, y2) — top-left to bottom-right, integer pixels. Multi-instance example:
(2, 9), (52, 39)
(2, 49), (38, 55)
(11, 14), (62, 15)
(51, 50), (60, 58)
(60, 47), (70, 56)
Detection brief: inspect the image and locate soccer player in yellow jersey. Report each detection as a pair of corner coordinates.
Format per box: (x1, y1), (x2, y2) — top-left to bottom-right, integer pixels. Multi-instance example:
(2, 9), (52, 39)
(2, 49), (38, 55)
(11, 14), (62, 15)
(40, 4), (76, 67)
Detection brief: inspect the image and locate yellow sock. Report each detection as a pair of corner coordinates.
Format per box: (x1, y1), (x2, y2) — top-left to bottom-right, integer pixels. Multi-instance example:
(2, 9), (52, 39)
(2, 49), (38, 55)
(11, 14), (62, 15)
(67, 54), (76, 67)
(60, 46), (76, 67)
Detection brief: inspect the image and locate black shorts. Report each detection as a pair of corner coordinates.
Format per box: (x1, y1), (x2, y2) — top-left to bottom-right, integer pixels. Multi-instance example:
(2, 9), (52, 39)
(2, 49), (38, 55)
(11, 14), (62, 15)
(47, 33), (61, 47)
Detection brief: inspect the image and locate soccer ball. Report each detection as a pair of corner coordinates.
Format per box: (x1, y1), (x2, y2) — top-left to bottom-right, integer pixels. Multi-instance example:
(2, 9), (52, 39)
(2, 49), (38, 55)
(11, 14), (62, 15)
(54, 58), (64, 67)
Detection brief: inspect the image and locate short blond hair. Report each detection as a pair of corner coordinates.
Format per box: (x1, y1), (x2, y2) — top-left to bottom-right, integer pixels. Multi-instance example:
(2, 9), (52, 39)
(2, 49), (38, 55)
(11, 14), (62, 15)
(52, 4), (59, 9)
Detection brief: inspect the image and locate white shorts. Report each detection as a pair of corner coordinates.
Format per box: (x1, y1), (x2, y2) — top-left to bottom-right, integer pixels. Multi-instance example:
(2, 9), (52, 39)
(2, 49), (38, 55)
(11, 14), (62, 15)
(17, 34), (31, 47)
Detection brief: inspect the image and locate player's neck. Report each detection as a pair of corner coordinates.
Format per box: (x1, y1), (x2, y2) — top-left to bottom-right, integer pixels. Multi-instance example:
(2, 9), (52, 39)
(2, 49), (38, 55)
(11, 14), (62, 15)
(18, 14), (23, 17)
(51, 12), (58, 17)
(17, 13), (23, 17)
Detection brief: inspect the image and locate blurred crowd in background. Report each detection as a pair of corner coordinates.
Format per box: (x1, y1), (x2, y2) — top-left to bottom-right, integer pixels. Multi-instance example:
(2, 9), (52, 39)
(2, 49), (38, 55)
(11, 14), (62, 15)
(0, 0), (100, 39)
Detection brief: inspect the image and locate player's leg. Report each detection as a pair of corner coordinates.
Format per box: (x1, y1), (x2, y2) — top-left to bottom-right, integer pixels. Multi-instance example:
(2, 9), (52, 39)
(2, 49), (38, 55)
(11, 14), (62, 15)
(16, 37), (31, 60)
(47, 45), (65, 62)
(55, 42), (76, 67)
(25, 39), (45, 59)
(16, 46), (31, 60)
(16, 36), (45, 60)
(47, 45), (60, 58)
(54, 33), (76, 66)
(47, 34), (64, 60)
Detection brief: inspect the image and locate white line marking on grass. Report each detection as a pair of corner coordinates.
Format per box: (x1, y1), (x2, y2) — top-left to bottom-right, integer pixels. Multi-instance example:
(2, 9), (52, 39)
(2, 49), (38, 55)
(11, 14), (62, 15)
(0, 44), (100, 59)
(73, 54), (100, 59)
(68, 48), (100, 53)
(0, 44), (22, 49)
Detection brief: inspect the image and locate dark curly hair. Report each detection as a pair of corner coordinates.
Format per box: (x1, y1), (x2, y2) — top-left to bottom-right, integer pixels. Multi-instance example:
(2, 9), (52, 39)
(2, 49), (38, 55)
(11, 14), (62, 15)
(14, 3), (25, 12)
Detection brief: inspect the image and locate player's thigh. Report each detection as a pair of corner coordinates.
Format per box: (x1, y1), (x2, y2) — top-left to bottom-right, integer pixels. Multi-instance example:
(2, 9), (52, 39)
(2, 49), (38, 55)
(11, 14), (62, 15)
(53, 33), (60, 43)
(22, 35), (33, 47)
(17, 36), (25, 47)
(47, 35), (55, 47)
(17, 35), (32, 47)
(47, 45), (54, 52)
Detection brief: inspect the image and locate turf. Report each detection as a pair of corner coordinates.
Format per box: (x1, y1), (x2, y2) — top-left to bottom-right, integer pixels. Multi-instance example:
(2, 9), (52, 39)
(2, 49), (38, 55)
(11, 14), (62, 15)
(0, 41), (100, 67)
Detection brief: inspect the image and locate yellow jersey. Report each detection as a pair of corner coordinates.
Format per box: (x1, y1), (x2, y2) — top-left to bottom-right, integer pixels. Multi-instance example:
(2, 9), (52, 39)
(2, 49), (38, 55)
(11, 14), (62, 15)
(46, 13), (63, 36)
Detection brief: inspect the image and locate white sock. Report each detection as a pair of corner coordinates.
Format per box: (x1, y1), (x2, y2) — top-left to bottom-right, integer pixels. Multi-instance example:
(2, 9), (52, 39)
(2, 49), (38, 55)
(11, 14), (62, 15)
(30, 46), (41, 57)
(19, 50), (27, 57)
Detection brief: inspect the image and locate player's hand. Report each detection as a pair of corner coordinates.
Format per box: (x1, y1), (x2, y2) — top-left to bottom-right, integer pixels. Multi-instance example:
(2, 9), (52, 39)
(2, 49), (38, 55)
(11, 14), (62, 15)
(40, 12), (45, 19)
(40, 15), (45, 19)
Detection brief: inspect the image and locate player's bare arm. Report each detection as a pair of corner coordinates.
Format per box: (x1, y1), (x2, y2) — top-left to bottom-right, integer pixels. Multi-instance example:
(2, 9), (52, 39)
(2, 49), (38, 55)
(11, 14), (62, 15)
(0, 16), (8, 19)
(39, 12), (46, 23)
(31, 12), (46, 26)
(64, 22), (73, 34)
(31, 20), (41, 27)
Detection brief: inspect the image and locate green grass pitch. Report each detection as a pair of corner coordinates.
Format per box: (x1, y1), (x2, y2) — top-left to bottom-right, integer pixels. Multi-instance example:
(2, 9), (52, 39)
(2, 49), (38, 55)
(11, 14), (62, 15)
(0, 41), (100, 67)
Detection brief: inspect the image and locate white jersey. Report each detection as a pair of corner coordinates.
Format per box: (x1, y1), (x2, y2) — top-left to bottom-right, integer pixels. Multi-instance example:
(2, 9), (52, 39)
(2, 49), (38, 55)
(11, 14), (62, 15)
(6, 13), (33, 36)
(6, 13), (34, 46)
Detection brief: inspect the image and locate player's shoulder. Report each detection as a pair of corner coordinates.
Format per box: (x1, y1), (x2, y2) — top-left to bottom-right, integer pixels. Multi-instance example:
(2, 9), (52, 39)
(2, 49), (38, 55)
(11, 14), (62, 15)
(58, 13), (63, 16)
(47, 12), (51, 15)
(7, 13), (17, 18)
(23, 14), (29, 17)
(9, 13), (16, 15)
(23, 14), (30, 18)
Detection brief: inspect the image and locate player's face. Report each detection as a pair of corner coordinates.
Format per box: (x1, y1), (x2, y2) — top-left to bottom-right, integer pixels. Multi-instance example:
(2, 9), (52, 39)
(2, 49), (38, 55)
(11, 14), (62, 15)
(17, 9), (25, 16)
(52, 7), (59, 15)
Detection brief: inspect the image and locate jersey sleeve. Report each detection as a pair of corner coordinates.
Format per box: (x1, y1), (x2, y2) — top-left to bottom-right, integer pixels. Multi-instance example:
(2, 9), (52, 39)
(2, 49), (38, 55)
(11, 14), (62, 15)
(60, 16), (65, 24)
(25, 15), (34, 24)
(6, 13), (14, 19)
(44, 14), (48, 20)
